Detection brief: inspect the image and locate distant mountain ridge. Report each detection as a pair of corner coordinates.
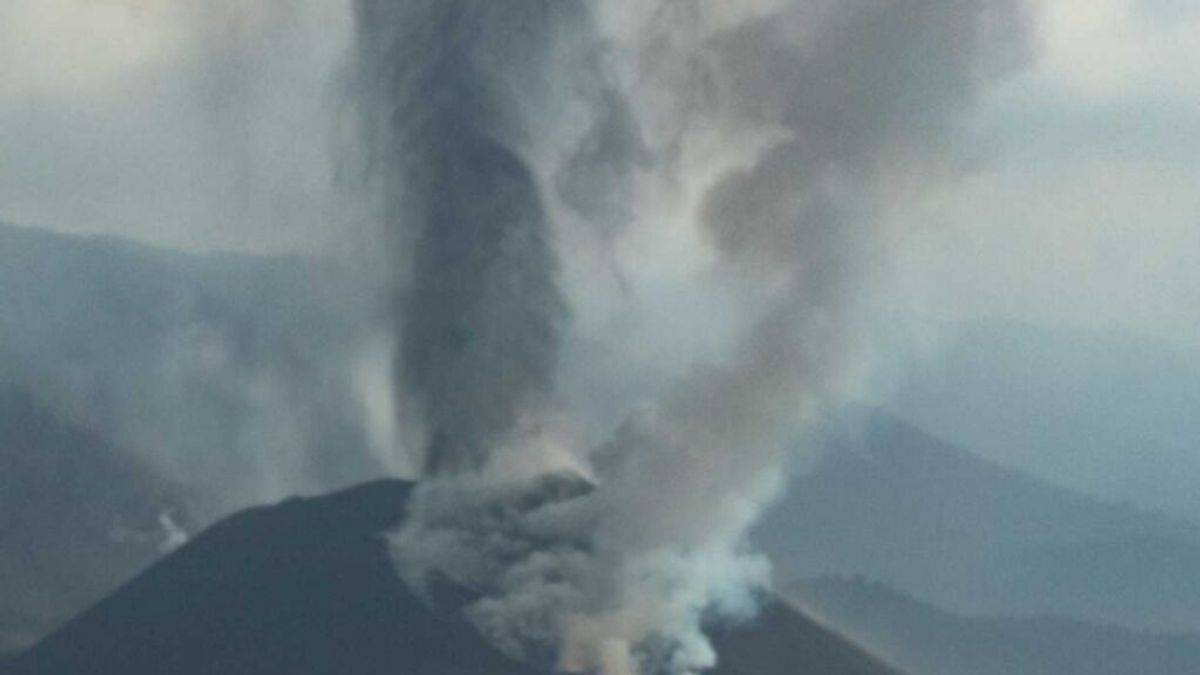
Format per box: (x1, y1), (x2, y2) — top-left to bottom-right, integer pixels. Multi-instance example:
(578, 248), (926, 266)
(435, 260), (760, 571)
(0, 220), (382, 522)
(789, 575), (1200, 675)
(756, 411), (1200, 631)
(0, 221), (388, 652)
(888, 318), (1200, 520)
(7, 480), (904, 675)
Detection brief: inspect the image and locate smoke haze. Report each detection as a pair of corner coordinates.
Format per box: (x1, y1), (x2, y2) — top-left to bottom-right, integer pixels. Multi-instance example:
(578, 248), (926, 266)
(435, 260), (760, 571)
(353, 2), (1029, 673)
(9, 1), (1200, 667)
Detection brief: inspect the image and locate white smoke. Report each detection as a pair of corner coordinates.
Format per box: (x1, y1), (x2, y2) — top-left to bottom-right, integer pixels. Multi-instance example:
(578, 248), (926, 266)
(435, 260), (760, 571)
(354, 1), (1030, 673)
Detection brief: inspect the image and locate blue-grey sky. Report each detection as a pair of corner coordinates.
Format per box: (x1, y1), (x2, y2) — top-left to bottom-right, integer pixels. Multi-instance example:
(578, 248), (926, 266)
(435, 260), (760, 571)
(889, 0), (1200, 347)
(0, 0), (1197, 347)
(0, 0), (351, 253)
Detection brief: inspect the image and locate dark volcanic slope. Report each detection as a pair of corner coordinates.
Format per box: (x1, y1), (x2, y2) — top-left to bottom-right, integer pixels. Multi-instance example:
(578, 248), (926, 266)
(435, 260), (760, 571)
(10, 480), (902, 675)
(8, 480), (529, 675)
(0, 385), (184, 652)
(710, 601), (903, 675)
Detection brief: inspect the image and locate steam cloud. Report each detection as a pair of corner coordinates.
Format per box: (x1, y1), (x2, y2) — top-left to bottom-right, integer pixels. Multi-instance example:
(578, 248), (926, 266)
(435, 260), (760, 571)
(351, 1), (1028, 673)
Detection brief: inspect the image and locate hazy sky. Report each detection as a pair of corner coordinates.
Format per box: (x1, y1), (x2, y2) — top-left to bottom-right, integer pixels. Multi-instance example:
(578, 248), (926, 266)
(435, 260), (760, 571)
(0, 0), (352, 253)
(892, 0), (1200, 347)
(1, 0), (1197, 347)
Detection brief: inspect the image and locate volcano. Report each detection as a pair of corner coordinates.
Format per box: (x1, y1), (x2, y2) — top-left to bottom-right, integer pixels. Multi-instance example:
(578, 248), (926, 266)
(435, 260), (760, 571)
(6, 479), (902, 675)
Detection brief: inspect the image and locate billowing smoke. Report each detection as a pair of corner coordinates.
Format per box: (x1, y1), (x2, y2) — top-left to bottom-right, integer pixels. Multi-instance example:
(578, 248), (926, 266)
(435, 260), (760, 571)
(351, 1), (1028, 673)
(353, 0), (581, 474)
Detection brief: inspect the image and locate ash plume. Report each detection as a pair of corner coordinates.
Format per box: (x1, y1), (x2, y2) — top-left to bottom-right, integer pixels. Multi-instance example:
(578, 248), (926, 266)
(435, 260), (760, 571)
(353, 0), (584, 475)
(351, 1), (1029, 673)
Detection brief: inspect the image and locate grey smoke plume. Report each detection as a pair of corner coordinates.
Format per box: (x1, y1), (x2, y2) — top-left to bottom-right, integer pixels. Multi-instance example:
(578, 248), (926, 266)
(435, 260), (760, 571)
(354, 0), (585, 474)
(353, 1), (1028, 673)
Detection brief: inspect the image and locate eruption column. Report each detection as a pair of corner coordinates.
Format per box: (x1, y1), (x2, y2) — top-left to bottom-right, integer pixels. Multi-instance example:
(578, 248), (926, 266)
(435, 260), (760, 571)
(351, 1), (1029, 673)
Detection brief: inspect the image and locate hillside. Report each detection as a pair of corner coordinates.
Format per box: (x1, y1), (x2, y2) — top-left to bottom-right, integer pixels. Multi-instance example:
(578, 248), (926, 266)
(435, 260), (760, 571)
(0, 221), (394, 650)
(7, 480), (903, 675)
(0, 385), (185, 652)
(888, 318), (1200, 520)
(0, 221), (380, 520)
(755, 411), (1200, 631)
(789, 575), (1200, 675)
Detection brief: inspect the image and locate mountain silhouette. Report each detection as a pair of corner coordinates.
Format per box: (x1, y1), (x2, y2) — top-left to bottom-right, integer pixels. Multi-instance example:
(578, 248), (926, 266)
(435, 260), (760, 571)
(755, 411), (1200, 631)
(7, 479), (903, 675)
(888, 318), (1200, 520)
(0, 220), (383, 523)
(789, 575), (1200, 675)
